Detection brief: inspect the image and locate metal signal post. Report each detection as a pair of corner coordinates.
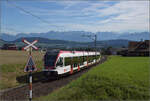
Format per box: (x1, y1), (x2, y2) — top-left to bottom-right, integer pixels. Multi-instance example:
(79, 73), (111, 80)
(22, 39), (38, 101)
(82, 34), (97, 62)
(29, 47), (32, 101)
(94, 34), (97, 62)
(29, 71), (32, 101)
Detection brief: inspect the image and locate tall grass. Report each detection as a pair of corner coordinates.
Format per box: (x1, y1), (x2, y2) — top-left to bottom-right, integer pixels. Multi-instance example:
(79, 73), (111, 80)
(0, 50), (44, 64)
(37, 56), (150, 100)
(0, 50), (44, 90)
(0, 61), (43, 90)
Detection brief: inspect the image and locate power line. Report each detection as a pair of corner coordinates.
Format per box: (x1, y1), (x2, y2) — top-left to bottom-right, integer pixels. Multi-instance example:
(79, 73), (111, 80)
(6, 0), (64, 28)
(2, 26), (22, 34)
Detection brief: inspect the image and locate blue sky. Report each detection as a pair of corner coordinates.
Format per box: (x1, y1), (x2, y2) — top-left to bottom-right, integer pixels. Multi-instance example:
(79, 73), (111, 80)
(1, 0), (149, 35)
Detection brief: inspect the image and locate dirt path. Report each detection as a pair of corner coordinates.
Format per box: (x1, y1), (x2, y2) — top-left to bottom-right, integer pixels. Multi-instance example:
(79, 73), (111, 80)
(0, 56), (107, 101)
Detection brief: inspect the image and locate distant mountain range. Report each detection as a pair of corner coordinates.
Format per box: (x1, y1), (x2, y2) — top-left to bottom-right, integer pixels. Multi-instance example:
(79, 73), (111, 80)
(0, 31), (149, 49)
(0, 37), (130, 48)
(0, 31), (149, 42)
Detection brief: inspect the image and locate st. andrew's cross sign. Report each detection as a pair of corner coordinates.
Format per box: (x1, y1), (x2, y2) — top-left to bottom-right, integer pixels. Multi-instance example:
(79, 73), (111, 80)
(22, 39), (38, 50)
(22, 39), (38, 72)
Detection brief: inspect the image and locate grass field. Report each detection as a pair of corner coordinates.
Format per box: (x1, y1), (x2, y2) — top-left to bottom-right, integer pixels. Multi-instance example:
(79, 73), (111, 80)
(0, 50), (45, 90)
(36, 56), (150, 100)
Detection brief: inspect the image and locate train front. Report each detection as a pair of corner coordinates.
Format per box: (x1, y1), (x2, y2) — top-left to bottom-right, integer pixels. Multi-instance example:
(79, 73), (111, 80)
(43, 50), (59, 77)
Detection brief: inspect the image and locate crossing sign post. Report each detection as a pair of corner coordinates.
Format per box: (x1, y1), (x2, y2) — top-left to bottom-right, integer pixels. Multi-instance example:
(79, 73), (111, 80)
(22, 39), (38, 101)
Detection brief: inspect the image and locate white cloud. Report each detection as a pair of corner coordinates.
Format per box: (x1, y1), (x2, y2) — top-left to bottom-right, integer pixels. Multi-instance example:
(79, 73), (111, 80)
(82, 2), (110, 12)
(62, 1), (149, 32)
(59, 1), (84, 9)
(3, 1), (149, 34)
(34, 0), (150, 33)
(85, 1), (149, 32)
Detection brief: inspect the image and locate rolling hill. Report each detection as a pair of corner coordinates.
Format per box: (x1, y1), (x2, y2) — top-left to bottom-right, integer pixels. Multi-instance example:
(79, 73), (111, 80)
(0, 37), (130, 48)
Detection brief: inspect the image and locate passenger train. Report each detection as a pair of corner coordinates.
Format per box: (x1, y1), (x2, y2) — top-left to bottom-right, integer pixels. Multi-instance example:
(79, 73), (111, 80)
(43, 50), (101, 78)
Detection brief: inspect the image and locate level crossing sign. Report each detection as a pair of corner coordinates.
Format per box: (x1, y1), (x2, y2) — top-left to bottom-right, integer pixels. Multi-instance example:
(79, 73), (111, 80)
(22, 39), (38, 72)
(24, 55), (37, 72)
(22, 39), (38, 50)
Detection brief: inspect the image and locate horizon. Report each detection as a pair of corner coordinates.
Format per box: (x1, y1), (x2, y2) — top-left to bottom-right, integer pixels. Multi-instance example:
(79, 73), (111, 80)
(1, 0), (149, 35)
(1, 30), (150, 36)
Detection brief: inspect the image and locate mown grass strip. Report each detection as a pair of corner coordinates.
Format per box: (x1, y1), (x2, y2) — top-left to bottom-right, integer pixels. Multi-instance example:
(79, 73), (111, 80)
(36, 56), (150, 100)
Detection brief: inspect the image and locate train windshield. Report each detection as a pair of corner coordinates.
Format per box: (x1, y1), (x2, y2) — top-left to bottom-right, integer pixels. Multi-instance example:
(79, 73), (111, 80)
(44, 53), (58, 67)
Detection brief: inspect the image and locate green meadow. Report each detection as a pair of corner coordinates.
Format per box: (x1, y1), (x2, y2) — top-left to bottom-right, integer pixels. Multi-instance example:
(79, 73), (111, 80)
(36, 56), (150, 100)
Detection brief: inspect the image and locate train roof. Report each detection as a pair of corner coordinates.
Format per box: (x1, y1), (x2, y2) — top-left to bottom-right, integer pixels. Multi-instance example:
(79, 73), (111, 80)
(46, 50), (100, 57)
(61, 50), (100, 57)
(46, 49), (60, 55)
(46, 50), (96, 53)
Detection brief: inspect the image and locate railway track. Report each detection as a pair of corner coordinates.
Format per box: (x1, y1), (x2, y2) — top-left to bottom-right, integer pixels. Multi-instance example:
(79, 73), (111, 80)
(0, 56), (107, 101)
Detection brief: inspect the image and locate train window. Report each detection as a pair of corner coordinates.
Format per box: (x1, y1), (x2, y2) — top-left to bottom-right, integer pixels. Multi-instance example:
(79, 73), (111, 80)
(93, 55), (95, 61)
(88, 56), (92, 62)
(78, 56), (83, 65)
(92, 55), (95, 61)
(96, 55), (100, 59)
(73, 57), (78, 64)
(83, 56), (87, 62)
(73, 63), (78, 68)
(80, 58), (83, 65)
(65, 57), (71, 66)
(56, 58), (63, 67)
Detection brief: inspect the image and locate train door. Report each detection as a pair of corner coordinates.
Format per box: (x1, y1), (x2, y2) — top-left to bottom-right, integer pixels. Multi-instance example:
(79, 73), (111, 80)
(56, 57), (65, 74)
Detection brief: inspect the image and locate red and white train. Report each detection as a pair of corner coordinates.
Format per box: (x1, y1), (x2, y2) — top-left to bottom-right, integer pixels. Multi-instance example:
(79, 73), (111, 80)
(43, 50), (101, 78)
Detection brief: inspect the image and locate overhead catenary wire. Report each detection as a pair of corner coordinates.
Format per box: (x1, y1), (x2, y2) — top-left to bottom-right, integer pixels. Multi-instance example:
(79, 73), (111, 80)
(6, 0), (64, 28)
(2, 26), (22, 33)
(82, 34), (97, 61)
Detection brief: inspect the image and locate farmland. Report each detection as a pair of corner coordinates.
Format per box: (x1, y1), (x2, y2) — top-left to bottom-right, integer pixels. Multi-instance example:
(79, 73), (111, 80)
(0, 50), (45, 90)
(0, 50), (149, 100)
(36, 56), (150, 100)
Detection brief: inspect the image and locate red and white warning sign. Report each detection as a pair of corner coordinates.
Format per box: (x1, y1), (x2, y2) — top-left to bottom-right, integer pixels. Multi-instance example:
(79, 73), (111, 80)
(22, 39), (38, 50)
(22, 39), (38, 72)
(24, 55), (37, 72)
